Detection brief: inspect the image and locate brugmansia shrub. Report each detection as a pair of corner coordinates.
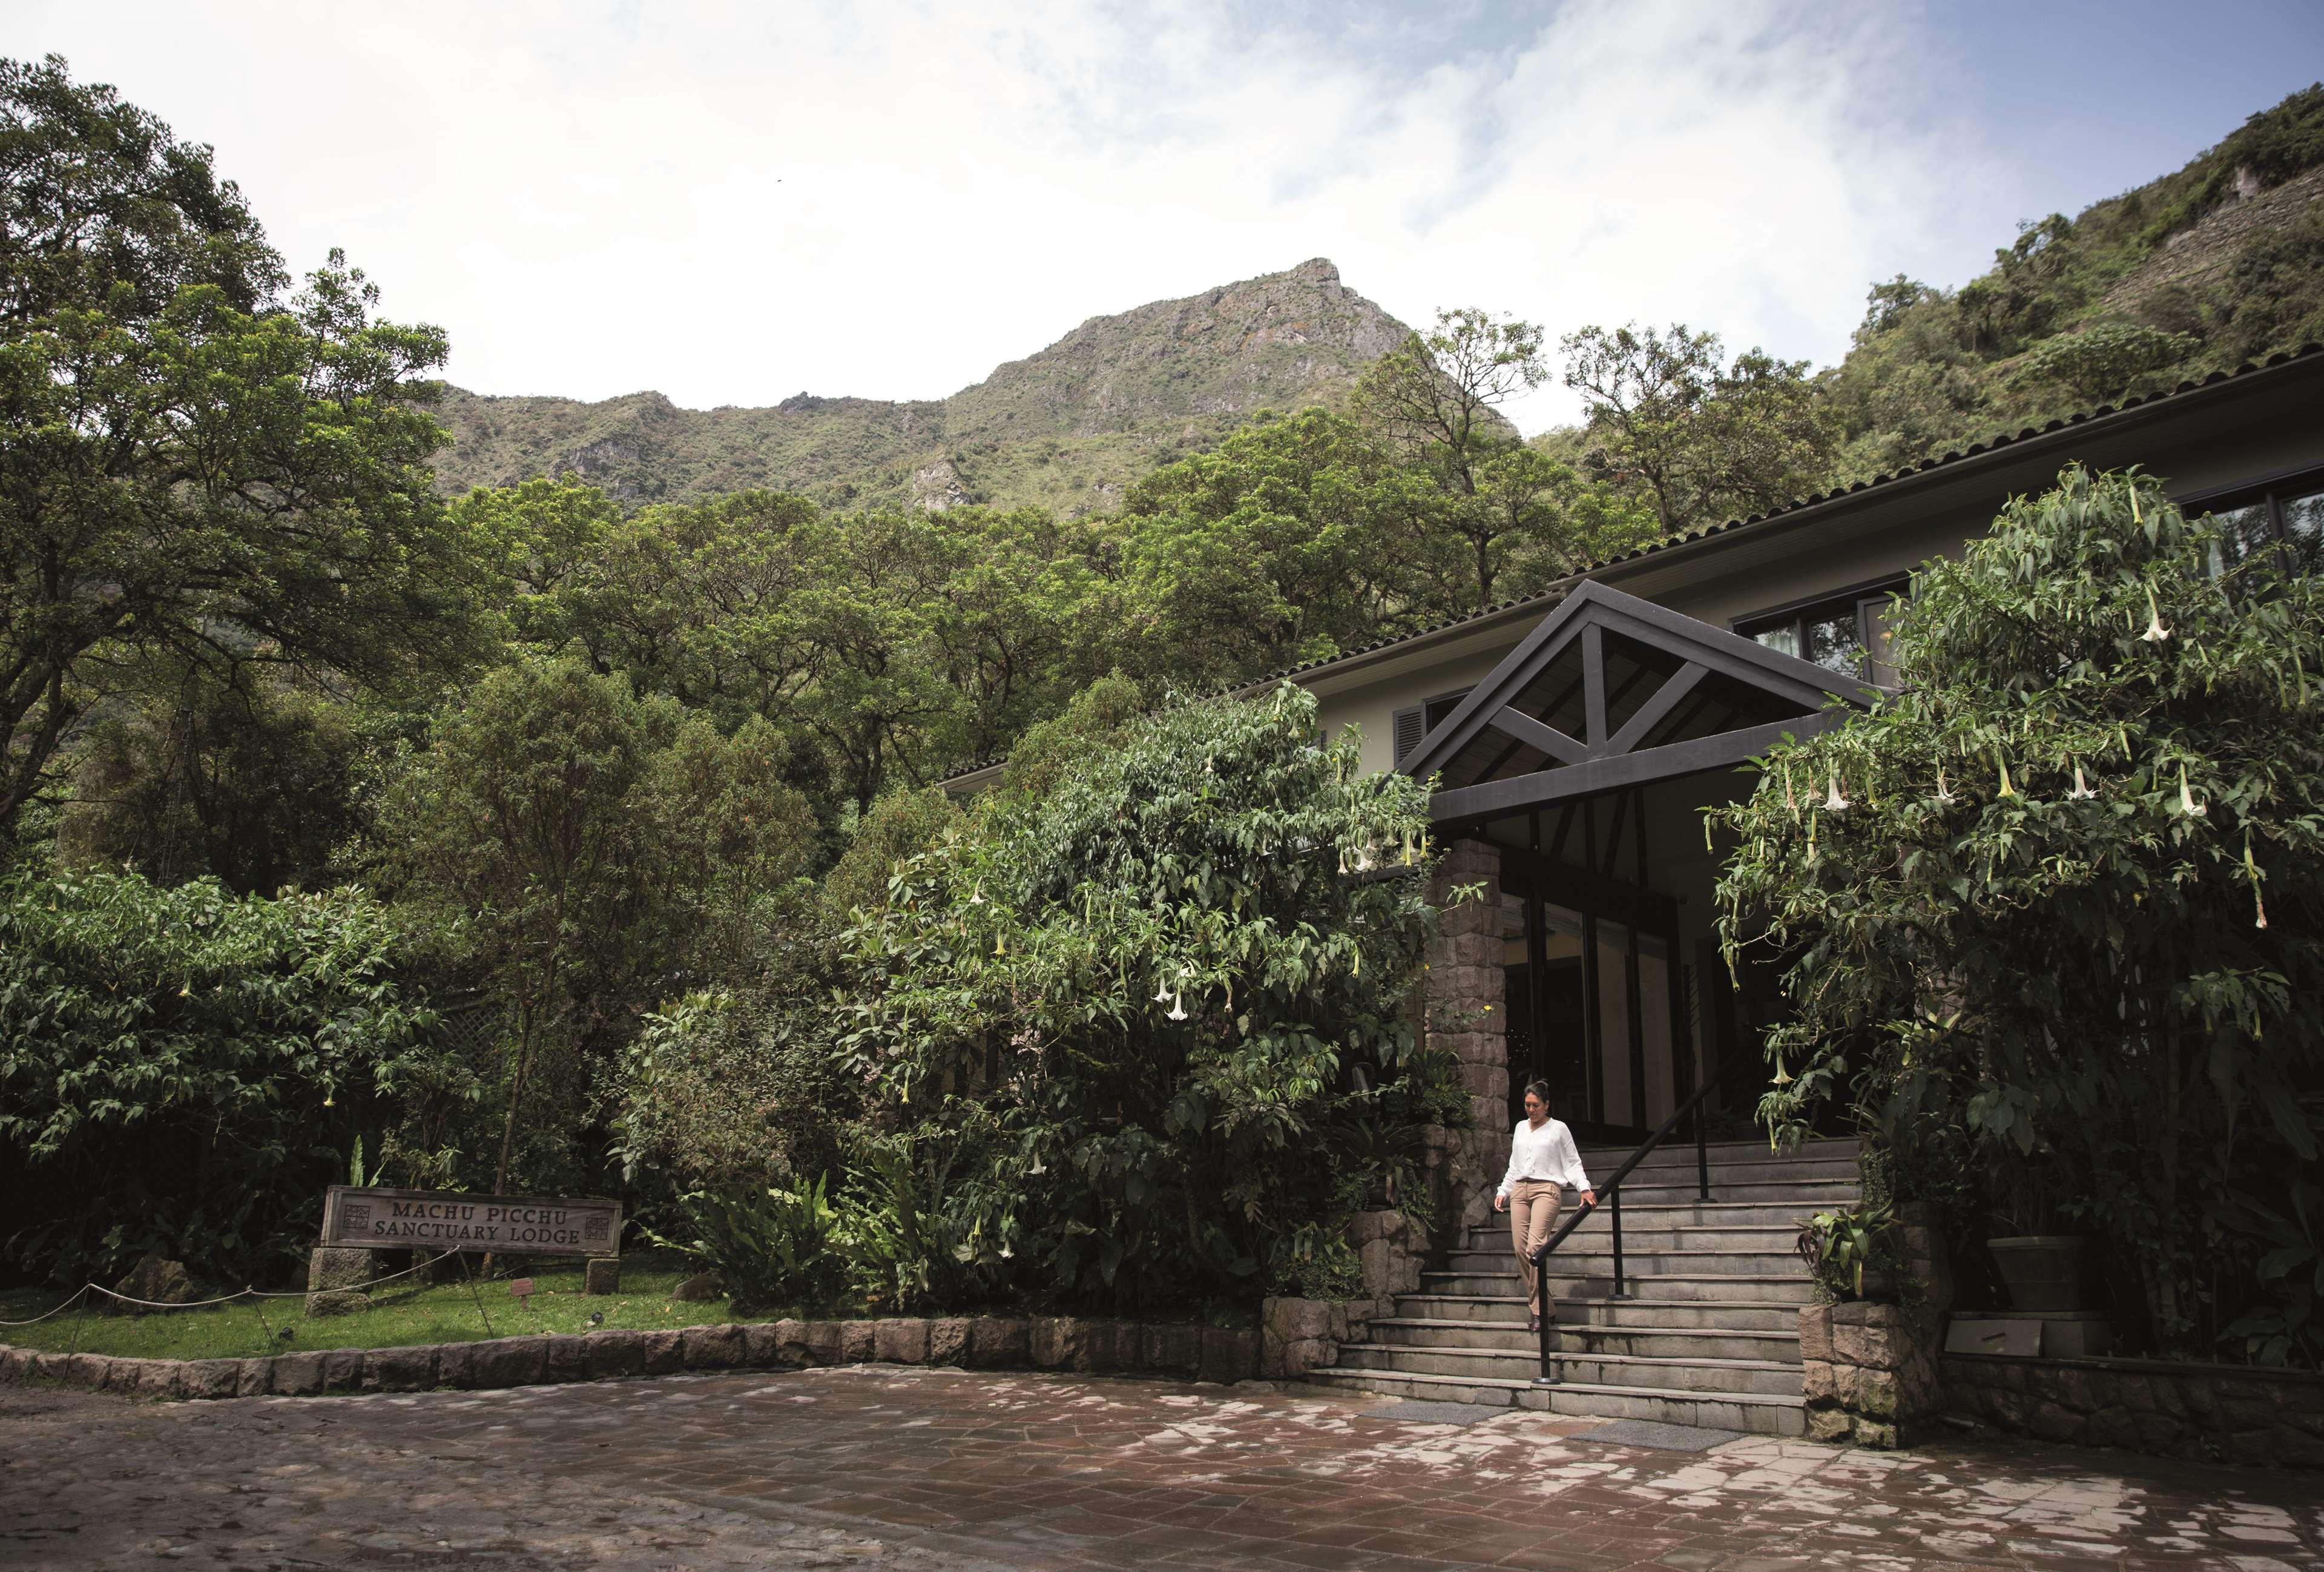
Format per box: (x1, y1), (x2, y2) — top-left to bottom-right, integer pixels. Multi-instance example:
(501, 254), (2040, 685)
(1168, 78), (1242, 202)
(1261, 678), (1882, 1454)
(617, 684), (1465, 1315)
(1714, 465), (2324, 1364)
(0, 871), (459, 1285)
(768, 683), (1461, 1313)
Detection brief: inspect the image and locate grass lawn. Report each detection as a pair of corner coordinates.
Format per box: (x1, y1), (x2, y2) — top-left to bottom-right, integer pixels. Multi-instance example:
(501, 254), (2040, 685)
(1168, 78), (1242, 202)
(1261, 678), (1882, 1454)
(0, 1251), (791, 1361)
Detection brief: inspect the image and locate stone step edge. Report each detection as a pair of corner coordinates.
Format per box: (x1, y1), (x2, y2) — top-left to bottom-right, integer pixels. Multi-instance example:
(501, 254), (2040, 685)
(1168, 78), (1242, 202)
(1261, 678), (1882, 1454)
(1346, 1342), (1802, 1375)
(0, 1315), (1260, 1403)
(1398, 1295), (1814, 1313)
(1372, 1316), (1797, 1341)
(1302, 1365), (1808, 1411)
(1421, 1271), (1817, 1286)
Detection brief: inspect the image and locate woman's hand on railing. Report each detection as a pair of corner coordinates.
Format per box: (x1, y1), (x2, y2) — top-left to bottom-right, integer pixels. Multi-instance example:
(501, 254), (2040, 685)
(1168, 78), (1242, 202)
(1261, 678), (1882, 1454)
(1579, 1189), (1597, 1207)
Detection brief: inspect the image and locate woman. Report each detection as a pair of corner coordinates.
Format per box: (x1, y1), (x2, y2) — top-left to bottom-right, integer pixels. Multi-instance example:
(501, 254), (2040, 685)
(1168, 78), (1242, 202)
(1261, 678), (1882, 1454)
(1492, 1080), (1596, 1333)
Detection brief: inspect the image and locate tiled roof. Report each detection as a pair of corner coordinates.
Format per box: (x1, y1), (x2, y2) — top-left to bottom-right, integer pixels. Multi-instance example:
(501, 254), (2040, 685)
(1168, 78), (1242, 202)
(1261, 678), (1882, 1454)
(939, 342), (2324, 785)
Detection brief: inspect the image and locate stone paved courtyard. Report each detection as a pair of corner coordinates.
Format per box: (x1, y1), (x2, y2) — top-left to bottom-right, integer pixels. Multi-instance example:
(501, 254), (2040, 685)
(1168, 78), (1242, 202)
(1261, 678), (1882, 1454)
(3, 1366), (2321, 1571)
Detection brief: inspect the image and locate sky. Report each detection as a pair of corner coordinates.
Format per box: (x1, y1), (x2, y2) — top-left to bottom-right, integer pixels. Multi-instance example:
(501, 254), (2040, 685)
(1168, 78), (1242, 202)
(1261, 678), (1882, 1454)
(12, 1), (2322, 432)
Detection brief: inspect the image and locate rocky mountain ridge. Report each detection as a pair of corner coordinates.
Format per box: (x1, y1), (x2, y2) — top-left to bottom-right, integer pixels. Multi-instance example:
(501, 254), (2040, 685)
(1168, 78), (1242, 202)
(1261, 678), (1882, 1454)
(430, 258), (1416, 515)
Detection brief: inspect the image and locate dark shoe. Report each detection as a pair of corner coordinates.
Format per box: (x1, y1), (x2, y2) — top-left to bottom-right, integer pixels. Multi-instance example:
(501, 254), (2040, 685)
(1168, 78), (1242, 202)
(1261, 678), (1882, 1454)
(1528, 1313), (1541, 1333)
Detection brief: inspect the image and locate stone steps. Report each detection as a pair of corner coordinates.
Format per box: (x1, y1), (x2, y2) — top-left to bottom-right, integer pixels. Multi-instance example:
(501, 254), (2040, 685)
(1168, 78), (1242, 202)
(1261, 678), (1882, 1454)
(1301, 1364), (1808, 1437)
(1335, 1341), (1805, 1396)
(1446, 1245), (1804, 1277)
(1421, 1270), (1821, 1304)
(1300, 1137), (1852, 1435)
(1369, 1316), (1802, 1364)
(1395, 1293), (1808, 1333)
(1457, 1223), (1806, 1256)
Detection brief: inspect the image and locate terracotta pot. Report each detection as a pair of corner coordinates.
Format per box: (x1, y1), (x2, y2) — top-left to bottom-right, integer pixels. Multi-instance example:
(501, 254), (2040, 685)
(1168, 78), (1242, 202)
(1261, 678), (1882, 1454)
(1986, 1233), (2099, 1312)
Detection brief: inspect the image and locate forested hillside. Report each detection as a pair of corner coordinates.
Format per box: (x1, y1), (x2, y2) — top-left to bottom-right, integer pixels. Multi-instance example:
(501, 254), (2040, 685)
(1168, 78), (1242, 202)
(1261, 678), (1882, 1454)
(430, 259), (1417, 515)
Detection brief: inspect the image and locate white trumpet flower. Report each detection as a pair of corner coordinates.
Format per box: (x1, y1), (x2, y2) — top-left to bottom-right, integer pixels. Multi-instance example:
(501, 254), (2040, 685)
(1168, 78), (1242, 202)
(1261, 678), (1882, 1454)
(1822, 771), (1850, 813)
(2067, 763), (2096, 801)
(2140, 588), (2172, 645)
(1935, 768), (1957, 807)
(1166, 994), (1188, 1022)
(2178, 762), (2207, 817)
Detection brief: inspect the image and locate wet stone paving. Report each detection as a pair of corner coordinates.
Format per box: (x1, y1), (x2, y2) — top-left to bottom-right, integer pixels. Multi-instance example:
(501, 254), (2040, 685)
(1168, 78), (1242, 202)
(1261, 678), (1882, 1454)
(2, 1366), (2321, 1571)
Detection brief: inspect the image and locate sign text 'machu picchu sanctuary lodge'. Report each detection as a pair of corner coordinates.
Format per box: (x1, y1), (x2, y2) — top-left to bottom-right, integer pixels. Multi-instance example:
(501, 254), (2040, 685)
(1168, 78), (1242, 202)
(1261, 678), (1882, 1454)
(320, 1186), (621, 1257)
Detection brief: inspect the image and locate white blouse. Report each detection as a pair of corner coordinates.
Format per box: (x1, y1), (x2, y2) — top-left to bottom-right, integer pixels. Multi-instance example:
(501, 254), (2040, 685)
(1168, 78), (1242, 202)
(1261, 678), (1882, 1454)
(1496, 1116), (1591, 1198)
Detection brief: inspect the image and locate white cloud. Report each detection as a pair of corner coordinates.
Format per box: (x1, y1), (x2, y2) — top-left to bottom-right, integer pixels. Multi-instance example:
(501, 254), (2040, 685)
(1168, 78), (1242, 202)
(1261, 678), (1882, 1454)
(10, 0), (2012, 431)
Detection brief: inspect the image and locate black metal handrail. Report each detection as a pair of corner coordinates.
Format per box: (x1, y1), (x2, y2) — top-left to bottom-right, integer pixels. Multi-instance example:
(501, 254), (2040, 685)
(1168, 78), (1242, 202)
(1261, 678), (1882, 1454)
(1529, 1048), (1764, 1384)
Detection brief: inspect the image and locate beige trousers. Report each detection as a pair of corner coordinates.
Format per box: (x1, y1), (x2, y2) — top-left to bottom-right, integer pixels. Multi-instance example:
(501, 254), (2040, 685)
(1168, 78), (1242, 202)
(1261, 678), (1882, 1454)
(1508, 1178), (1565, 1318)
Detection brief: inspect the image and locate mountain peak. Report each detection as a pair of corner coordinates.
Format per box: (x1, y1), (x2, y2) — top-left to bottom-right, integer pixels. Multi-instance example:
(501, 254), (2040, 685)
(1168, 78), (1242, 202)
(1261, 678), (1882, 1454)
(431, 262), (1417, 515)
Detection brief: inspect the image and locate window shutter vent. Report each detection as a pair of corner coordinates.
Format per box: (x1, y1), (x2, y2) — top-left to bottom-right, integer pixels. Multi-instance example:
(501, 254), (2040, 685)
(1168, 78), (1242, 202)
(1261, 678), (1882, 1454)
(1393, 705), (1425, 765)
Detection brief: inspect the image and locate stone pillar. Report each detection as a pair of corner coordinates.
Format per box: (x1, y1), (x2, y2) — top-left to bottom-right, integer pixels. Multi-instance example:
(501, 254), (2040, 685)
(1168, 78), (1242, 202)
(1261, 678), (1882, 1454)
(1427, 837), (1507, 1230)
(584, 1257), (621, 1295)
(306, 1247), (373, 1317)
(1799, 1301), (1944, 1448)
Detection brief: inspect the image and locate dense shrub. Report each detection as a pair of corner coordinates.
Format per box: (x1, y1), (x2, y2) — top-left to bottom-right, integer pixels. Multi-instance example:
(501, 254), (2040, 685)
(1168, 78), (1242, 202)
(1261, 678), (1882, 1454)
(0, 871), (461, 1286)
(1714, 466), (2324, 1364)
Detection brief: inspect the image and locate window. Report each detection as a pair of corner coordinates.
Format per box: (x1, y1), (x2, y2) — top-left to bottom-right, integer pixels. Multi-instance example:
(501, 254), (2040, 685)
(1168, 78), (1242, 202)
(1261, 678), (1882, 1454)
(2194, 474), (2324, 579)
(1734, 581), (1907, 687)
(1392, 687), (1473, 765)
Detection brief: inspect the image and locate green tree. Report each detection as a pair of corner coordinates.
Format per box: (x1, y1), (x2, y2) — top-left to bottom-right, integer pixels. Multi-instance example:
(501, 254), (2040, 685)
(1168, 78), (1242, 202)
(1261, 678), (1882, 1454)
(1713, 467), (2324, 1363)
(0, 869), (455, 1283)
(1561, 322), (1835, 533)
(823, 685), (1463, 1309)
(0, 58), (481, 840)
(377, 656), (815, 1195)
(1354, 308), (1587, 609)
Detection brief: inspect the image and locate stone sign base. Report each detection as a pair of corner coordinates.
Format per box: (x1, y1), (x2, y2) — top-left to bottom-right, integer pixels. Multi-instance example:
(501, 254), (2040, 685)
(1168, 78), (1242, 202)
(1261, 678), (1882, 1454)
(305, 1247), (374, 1317)
(584, 1257), (620, 1294)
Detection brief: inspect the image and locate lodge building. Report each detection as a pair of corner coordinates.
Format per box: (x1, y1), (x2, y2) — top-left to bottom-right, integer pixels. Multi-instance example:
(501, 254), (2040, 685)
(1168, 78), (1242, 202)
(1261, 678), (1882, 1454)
(1281, 345), (2324, 1161)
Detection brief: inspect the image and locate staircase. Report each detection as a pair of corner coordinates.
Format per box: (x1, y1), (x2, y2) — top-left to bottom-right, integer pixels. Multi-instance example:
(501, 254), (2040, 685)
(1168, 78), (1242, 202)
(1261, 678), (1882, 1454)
(1304, 1137), (1859, 1436)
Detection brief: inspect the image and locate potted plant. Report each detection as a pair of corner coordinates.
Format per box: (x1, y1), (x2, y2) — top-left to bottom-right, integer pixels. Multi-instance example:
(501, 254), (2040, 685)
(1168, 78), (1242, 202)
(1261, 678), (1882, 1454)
(1983, 1169), (2101, 1312)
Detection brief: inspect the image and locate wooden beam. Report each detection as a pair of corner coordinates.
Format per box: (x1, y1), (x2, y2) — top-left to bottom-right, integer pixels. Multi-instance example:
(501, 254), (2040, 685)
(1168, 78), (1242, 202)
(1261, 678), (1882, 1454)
(1497, 842), (1678, 934)
(1429, 713), (1844, 822)
(1606, 662), (1707, 757)
(1581, 625), (1608, 745)
(1487, 706), (1590, 766)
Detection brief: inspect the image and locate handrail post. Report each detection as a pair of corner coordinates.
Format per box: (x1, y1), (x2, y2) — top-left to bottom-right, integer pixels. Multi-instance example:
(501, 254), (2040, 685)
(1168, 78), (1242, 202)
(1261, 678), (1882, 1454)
(1696, 1098), (1711, 1204)
(1607, 1187), (1630, 1300)
(1533, 1250), (1559, 1385)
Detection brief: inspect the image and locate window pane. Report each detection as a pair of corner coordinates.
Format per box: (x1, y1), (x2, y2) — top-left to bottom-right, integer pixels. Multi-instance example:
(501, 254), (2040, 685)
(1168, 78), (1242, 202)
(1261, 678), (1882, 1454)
(2282, 489), (2324, 575)
(2206, 501), (2276, 575)
(1806, 612), (1866, 677)
(1751, 624), (1799, 659)
(1863, 598), (1903, 687)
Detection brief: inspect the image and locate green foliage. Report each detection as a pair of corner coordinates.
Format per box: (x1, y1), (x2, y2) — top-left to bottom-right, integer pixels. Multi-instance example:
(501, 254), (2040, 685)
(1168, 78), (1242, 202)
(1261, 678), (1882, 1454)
(54, 664), (388, 896)
(1559, 323), (1835, 533)
(1795, 1203), (1899, 1303)
(376, 655), (816, 1194)
(665, 1177), (846, 1315)
(2011, 320), (2196, 406)
(0, 58), (486, 843)
(823, 787), (969, 919)
(822, 684), (1456, 1311)
(0, 870), (459, 1283)
(1823, 85), (2324, 484)
(616, 988), (855, 1195)
(1713, 466), (2324, 1363)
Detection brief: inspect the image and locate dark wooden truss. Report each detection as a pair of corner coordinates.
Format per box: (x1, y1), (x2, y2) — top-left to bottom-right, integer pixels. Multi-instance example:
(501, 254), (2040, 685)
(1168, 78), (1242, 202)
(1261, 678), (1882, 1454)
(1397, 582), (1869, 822)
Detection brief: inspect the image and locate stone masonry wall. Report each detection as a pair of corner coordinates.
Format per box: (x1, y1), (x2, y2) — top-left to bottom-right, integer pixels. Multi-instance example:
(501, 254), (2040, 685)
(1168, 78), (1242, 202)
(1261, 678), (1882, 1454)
(1260, 1208), (1432, 1379)
(1944, 1353), (2324, 1470)
(0, 1313), (1262, 1402)
(1427, 837), (1507, 1233)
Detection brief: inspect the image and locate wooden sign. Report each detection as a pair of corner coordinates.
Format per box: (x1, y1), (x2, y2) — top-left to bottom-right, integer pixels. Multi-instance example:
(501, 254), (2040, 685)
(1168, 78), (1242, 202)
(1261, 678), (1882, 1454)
(509, 1277), (536, 1306)
(319, 1186), (621, 1257)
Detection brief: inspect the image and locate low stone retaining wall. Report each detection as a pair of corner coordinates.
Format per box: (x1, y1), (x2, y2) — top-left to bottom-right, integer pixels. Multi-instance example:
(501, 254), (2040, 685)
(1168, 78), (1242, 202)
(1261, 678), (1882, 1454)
(1943, 1352), (2324, 1470)
(0, 1314), (1262, 1403)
